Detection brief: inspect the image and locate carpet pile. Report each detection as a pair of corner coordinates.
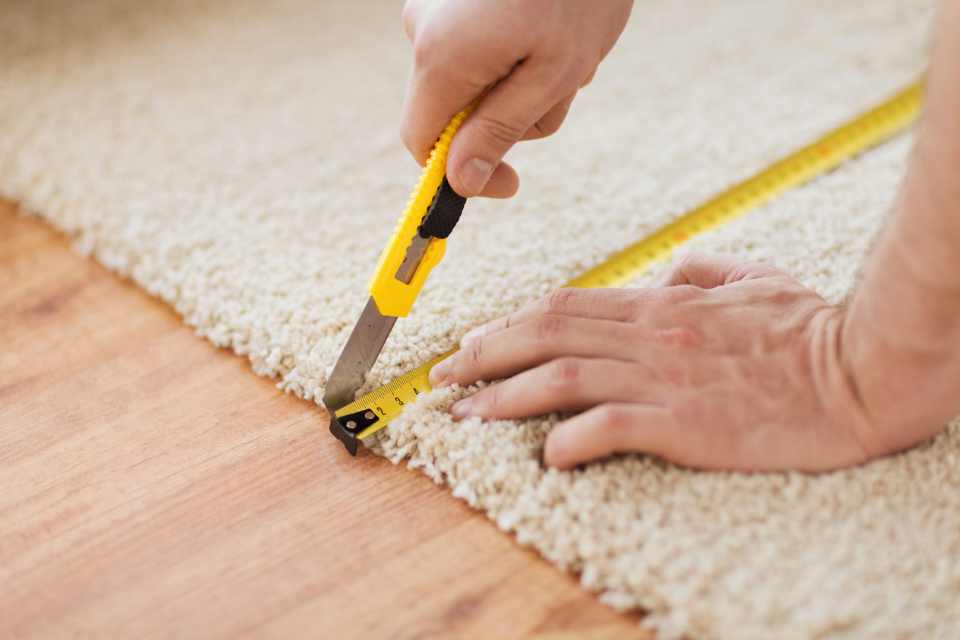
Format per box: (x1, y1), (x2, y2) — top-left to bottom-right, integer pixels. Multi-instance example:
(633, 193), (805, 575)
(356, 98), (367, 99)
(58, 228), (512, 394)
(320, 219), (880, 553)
(3, 1), (958, 637)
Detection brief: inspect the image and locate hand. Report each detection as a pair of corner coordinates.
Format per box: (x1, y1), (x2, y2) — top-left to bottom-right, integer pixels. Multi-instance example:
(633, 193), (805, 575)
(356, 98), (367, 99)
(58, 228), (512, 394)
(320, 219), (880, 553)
(428, 254), (904, 472)
(400, 0), (633, 198)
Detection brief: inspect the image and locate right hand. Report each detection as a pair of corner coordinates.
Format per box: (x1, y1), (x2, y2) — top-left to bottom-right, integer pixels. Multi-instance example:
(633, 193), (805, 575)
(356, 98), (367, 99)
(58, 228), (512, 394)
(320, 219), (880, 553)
(400, 0), (634, 198)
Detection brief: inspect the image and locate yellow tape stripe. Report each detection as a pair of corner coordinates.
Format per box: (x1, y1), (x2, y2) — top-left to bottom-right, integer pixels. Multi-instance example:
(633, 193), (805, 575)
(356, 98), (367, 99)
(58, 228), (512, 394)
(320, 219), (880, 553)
(339, 80), (924, 440)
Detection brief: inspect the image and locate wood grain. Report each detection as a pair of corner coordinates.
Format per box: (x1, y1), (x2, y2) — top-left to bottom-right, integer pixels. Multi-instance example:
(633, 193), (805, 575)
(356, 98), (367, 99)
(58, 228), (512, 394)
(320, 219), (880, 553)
(0, 201), (648, 639)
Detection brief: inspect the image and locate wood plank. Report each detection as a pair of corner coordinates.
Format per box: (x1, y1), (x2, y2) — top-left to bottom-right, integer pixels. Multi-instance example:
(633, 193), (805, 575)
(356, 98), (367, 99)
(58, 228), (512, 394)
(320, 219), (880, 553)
(0, 201), (647, 639)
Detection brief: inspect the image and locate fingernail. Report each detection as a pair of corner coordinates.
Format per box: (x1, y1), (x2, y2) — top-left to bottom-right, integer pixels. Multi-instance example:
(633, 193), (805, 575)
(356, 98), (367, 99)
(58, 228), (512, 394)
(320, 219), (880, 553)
(429, 358), (453, 387)
(459, 158), (494, 195)
(451, 397), (473, 419)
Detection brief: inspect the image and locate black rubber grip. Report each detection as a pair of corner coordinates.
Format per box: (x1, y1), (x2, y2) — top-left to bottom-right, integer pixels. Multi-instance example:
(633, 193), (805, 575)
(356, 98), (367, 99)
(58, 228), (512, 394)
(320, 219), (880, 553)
(418, 178), (466, 239)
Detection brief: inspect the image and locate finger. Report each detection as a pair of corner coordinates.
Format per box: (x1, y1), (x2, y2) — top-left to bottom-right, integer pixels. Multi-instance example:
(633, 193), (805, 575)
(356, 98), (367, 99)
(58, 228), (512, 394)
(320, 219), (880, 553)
(449, 359), (661, 420)
(400, 2), (524, 167)
(521, 93), (575, 141)
(431, 315), (638, 387)
(401, 63), (479, 166)
(661, 253), (783, 289)
(543, 403), (686, 470)
(478, 162), (519, 198)
(446, 58), (575, 197)
(401, 0), (429, 42)
(581, 68), (597, 87)
(461, 288), (648, 344)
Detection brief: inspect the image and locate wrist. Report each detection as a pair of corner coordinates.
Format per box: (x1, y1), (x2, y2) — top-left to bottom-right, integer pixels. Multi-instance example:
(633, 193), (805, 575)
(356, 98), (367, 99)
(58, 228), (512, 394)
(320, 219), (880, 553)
(839, 0), (960, 456)
(842, 203), (960, 453)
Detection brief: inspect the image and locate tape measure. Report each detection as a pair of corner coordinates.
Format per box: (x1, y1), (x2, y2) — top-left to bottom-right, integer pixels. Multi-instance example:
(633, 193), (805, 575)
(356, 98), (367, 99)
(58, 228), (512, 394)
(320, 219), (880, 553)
(332, 80), (923, 444)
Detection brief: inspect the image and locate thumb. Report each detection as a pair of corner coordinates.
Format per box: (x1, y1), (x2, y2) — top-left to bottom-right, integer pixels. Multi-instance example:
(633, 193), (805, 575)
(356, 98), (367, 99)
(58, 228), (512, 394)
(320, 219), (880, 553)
(661, 253), (784, 289)
(447, 60), (571, 197)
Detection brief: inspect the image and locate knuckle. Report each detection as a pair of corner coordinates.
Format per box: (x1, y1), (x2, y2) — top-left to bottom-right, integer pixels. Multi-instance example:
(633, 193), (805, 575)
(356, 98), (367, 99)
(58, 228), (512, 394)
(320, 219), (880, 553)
(570, 57), (598, 86)
(623, 290), (651, 319)
(533, 314), (566, 341)
(740, 259), (785, 281)
(655, 325), (703, 350)
(401, 1), (417, 39)
(411, 26), (440, 69)
(400, 126), (418, 156)
(594, 404), (629, 430)
(473, 113), (528, 148)
(467, 336), (485, 367)
(482, 385), (502, 412)
(544, 120), (563, 137)
(580, 67), (597, 87)
(530, 121), (552, 138)
(535, 114), (563, 137)
(764, 281), (805, 305)
(676, 252), (708, 271)
(668, 254), (703, 284)
(547, 357), (581, 391)
(544, 288), (577, 314)
(670, 284), (703, 301)
(658, 284), (701, 306)
(662, 363), (692, 388)
(767, 287), (796, 305)
(412, 40), (433, 70)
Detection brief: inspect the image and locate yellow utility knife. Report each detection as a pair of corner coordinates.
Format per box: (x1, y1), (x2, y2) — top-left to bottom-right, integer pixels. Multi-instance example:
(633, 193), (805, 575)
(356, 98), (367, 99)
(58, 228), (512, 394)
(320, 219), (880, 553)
(323, 109), (471, 454)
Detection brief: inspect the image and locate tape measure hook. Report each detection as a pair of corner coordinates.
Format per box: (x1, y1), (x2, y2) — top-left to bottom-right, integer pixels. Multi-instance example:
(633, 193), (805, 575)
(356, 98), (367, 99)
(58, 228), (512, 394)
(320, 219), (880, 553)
(329, 408), (380, 456)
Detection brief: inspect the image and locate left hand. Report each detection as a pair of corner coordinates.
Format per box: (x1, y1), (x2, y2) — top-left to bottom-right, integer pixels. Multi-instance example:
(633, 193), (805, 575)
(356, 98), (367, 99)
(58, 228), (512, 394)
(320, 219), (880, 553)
(429, 254), (882, 472)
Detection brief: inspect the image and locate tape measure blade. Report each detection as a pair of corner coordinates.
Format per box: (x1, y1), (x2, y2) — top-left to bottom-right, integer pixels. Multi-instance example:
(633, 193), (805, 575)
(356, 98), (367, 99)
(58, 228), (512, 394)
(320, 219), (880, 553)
(350, 353), (445, 440)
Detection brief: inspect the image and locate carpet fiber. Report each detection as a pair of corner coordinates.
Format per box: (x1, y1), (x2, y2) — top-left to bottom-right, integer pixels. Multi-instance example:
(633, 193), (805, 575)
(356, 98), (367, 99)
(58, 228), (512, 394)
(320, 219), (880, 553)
(3, 1), (959, 637)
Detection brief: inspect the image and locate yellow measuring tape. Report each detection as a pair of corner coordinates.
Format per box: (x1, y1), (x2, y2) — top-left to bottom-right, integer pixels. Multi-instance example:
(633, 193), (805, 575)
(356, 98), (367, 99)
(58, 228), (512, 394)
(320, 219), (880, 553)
(335, 80), (923, 442)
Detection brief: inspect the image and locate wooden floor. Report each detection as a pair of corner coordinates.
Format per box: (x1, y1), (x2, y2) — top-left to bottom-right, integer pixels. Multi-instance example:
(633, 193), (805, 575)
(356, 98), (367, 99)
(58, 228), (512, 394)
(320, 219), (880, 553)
(0, 202), (647, 639)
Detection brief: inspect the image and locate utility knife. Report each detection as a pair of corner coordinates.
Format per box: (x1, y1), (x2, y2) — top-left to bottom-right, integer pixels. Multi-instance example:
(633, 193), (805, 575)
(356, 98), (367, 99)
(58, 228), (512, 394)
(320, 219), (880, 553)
(323, 109), (470, 454)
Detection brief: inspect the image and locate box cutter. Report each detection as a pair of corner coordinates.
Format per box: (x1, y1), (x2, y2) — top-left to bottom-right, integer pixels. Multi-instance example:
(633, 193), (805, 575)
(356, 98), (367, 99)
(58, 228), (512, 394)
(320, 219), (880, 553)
(323, 109), (471, 455)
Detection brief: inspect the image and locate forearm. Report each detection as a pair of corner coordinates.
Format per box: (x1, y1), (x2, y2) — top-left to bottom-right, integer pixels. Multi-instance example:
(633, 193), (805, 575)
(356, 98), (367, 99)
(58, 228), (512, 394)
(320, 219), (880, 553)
(893, 0), (960, 294)
(844, 0), (960, 448)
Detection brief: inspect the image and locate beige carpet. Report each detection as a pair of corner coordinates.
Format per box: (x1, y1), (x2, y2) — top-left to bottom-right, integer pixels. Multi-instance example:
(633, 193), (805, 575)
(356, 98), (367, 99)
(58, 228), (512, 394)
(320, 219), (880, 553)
(4, 0), (959, 637)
